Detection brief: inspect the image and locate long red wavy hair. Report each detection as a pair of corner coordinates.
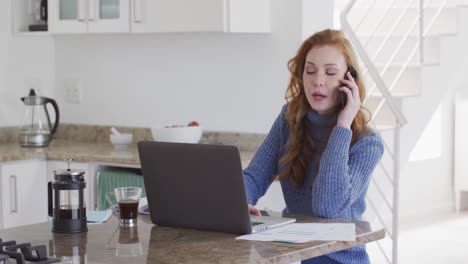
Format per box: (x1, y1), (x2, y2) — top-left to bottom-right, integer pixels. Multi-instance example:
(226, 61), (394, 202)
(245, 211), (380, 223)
(278, 29), (370, 187)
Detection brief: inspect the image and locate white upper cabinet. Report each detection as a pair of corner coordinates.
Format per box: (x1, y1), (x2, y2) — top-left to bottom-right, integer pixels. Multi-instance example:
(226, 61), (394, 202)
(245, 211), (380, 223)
(228, 0), (270, 33)
(48, 0), (87, 33)
(49, 0), (130, 33)
(16, 0), (270, 34)
(131, 0), (270, 33)
(131, 0), (225, 33)
(89, 0), (130, 33)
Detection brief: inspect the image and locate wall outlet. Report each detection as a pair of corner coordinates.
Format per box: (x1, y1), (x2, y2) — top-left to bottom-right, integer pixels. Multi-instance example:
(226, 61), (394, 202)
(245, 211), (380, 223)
(64, 79), (82, 104)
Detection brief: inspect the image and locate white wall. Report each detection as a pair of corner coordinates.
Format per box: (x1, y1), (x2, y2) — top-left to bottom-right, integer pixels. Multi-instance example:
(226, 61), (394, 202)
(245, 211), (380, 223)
(302, 0), (334, 39)
(454, 90), (468, 207)
(53, 0), (335, 133)
(400, 95), (456, 223)
(0, 1), (55, 127)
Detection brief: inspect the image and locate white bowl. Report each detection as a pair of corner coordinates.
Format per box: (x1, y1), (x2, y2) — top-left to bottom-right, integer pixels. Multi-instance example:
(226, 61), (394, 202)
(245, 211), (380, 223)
(151, 126), (203, 144)
(110, 133), (133, 149)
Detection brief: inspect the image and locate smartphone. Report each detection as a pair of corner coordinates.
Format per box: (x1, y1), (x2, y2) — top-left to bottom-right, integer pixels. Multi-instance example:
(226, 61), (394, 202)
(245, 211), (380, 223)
(340, 66), (358, 107)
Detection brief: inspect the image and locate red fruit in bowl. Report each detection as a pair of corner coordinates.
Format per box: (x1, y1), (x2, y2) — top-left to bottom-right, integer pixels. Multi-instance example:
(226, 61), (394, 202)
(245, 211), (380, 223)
(187, 121), (199, 127)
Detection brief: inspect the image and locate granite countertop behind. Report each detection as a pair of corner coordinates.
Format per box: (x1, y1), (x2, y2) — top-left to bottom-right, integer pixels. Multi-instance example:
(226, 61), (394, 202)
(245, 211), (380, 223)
(0, 124), (263, 168)
(0, 140), (257, 168)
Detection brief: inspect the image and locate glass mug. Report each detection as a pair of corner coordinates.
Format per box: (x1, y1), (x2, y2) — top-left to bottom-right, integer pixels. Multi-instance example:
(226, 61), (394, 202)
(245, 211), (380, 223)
(106, 187), (142, 227)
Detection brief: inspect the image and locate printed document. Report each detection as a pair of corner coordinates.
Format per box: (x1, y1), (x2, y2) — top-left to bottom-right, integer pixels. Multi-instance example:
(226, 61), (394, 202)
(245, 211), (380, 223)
(236, 223), (356, 243)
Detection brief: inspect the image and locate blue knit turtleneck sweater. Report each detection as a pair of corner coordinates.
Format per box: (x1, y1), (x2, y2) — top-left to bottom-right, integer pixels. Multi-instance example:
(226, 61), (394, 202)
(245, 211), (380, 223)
(243, 104), (384, 264)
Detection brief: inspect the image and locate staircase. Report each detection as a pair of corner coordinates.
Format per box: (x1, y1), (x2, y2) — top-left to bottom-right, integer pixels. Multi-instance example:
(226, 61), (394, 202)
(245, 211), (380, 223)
(340, 0), (468, 263)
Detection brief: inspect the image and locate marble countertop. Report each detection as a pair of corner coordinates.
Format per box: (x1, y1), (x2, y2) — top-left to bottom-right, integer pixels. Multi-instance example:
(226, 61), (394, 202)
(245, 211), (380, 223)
(0, 215), (384, 264)
(0, 140), (256, 168)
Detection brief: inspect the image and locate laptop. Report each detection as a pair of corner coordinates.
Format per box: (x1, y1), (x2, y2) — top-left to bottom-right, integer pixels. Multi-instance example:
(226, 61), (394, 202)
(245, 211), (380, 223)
(137, 141), (295, 234)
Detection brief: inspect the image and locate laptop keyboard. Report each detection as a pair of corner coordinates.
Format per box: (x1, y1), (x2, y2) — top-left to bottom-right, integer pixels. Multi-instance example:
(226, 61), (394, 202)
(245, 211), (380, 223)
(251, 221), (263, 226)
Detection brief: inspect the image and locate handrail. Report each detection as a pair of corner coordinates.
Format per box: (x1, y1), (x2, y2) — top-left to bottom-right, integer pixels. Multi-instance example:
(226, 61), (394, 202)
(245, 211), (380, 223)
(386, 0), (448, 93)
(419, 0), (425, 63)
(340, 0), (407, 126)
(366, 0), (418, 71)
(367, 9), (424, 119)
(391, 125), (401, 263)
(378, 162), (395, 186)
(371, 177), (393, 211)
(340, 1), (449, 263)
(376, 240), (392, 263)
(368, 0), (447, 107)
(423, 0), (448, 37)
(366, 197), (393, 238)
(366, 0), (433, 98)
(353, 0), (378, 32)
(361, 0), (400, 47)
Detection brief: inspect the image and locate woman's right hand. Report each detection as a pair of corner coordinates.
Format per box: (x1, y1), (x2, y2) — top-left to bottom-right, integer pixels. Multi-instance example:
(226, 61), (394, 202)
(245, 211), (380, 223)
(248, 204), (261, 216)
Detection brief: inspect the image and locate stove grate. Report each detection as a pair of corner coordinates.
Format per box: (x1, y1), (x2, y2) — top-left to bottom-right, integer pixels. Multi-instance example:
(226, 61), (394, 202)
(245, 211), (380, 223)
(0, 239), (61, 264)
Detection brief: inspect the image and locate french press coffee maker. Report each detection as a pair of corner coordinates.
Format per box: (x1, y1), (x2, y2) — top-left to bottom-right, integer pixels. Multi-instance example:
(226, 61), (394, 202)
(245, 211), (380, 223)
(48, 158), (87, 233)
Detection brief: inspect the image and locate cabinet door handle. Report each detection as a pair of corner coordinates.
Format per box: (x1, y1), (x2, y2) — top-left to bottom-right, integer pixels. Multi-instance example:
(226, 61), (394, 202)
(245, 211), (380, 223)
(133, 0), (143, 23)
(9, 175), (18, 213)
(77, 0), (87, 21)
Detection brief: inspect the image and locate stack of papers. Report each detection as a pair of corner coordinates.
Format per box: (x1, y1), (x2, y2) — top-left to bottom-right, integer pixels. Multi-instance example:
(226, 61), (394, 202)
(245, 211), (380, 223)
(236, 223), (356, 243)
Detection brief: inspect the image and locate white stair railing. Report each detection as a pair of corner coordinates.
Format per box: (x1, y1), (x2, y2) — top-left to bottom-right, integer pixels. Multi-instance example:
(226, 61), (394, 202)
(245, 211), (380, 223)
(340, 0), (447, 263)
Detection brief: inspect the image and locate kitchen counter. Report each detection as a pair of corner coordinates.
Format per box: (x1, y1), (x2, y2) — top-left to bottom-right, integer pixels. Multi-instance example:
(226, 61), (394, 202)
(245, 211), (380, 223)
(0, 140), (256, 167)
(0, 215), (384, 264)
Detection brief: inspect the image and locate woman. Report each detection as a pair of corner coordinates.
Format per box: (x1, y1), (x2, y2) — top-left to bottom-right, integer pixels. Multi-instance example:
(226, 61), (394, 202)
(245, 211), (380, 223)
(243, 29), (384, 264)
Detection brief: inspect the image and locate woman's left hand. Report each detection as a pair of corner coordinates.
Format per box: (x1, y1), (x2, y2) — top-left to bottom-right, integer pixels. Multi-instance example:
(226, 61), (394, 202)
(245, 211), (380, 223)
(337, 71), (361, 129)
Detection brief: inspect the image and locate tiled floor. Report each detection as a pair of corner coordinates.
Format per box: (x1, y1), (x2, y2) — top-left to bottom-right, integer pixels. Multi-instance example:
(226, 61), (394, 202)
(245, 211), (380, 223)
(398, 211), (468, 263)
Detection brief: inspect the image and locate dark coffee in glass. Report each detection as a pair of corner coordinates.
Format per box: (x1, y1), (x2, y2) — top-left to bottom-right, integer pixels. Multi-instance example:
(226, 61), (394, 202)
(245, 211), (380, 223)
(106, 187), (142, 227)
(118, 199), (139, 220)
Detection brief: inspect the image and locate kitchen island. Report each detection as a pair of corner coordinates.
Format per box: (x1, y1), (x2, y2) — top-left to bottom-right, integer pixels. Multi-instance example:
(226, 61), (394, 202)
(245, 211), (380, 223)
(0, 214), (384, 264)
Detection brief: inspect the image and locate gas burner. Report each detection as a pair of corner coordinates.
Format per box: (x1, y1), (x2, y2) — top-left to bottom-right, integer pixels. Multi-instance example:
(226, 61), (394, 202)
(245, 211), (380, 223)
(0, 239), (61, 264)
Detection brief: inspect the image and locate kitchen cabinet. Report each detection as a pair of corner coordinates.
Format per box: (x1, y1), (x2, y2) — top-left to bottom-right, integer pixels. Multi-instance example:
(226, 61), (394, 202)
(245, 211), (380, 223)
(0, 159), (47, 229)
(131, 0), (225, 33)
(48, 0), (130, 33)
(131, 0), (270, 33)
(226, 0), (271, 33)
(14, 0), (270, 34)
